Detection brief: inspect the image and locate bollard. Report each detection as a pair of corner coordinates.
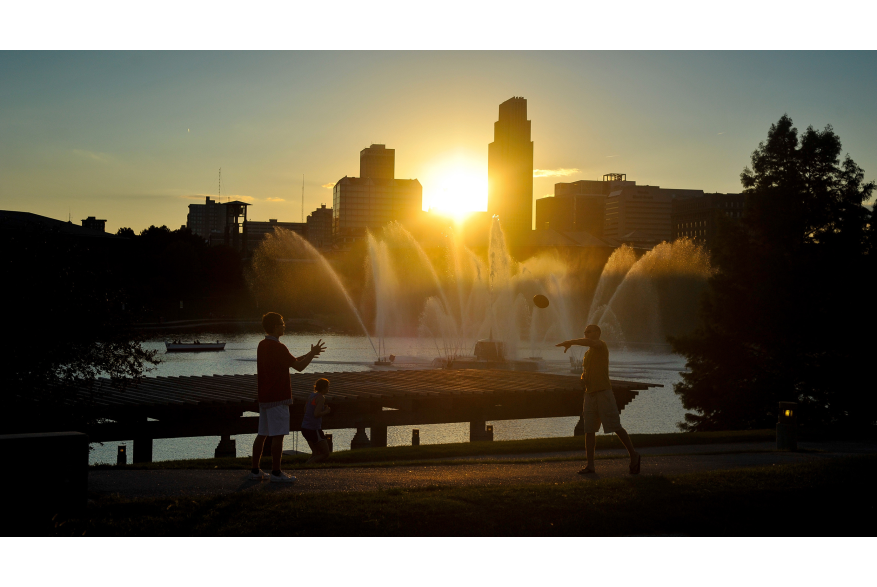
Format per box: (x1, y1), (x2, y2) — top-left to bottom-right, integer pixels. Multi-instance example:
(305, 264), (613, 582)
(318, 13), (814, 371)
(117, 445), (127, 466)
(214, 434), (236, 458)
(776, 401), (798, 451)
(351, 427), (371, 450)
(412, 429), (420, 446)
(325, 434), (333, 454)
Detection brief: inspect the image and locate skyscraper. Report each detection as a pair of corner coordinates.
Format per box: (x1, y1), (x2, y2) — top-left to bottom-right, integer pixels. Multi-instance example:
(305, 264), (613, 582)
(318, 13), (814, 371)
(488, 97), (534, 242)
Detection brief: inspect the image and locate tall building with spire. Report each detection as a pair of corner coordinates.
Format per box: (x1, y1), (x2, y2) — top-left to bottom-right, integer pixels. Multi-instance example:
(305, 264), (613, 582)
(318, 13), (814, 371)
(488, 97), (534, 243)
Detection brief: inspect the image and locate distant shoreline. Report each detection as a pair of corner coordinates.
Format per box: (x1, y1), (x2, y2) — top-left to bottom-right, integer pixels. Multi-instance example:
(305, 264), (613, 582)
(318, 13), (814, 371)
(134, 318), (328, 334)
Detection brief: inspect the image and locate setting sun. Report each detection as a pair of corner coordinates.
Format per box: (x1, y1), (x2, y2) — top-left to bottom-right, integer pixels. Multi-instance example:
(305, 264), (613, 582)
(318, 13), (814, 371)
(421, 156), (487, 222)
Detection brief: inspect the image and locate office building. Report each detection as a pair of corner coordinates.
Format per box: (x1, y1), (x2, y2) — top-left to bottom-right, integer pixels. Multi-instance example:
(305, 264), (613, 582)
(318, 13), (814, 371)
(306, 204), (333, 249)
(672, 192), (745, 250)
(332, 144), (422, 246)
(244, 219), (306, 252)
(536, 174), (635, 236)
(81, 216), (107, 233)
(187, 197), (229, 241)
(488, 97), (534, 243)
(604, 183), (705, 246)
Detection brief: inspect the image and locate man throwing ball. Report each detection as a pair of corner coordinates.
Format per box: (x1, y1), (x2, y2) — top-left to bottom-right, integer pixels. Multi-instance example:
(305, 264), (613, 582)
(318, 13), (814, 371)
(557, 325), (641, 475)
(251, 312), (326, 483)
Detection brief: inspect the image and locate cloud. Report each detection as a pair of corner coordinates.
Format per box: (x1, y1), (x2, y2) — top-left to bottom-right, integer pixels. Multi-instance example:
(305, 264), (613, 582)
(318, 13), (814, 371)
(71, 149), (110, 163)
(266, 197), (285, 202)
(179, 193), (255, 203)
(533, 168), (579, 178)
(321, 183), (335, 189)
(717, 132), (725, 135)
(605, 155), (617, 158)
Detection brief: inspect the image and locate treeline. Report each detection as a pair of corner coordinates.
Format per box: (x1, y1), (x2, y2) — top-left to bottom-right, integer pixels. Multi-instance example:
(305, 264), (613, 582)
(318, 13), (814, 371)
(671, 115), (877, 434)
(114, 225), (251, 321)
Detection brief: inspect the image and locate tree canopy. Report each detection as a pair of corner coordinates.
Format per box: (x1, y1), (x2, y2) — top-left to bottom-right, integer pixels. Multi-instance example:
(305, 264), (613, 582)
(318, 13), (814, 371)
(671, 115), (876, 432)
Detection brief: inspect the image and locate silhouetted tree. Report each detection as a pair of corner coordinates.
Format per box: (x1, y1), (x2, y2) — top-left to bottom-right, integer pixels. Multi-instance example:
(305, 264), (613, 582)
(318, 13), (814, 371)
(0, 228), (158, 432)
(671, 115), (876, 432)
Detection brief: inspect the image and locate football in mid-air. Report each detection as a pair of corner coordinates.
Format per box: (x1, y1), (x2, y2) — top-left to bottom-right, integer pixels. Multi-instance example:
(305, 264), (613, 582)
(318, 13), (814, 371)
(533, 294), (549, 309)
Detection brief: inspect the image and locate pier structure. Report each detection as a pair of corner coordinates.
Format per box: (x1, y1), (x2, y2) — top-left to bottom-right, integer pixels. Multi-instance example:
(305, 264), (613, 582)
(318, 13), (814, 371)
(61, 370), (660, 462)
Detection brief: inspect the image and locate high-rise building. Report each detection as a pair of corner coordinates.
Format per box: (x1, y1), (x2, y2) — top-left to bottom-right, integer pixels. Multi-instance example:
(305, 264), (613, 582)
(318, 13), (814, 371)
(535, 175), (635, 236)
(332, 145), (422, 247)
(488, 97), (534, 243)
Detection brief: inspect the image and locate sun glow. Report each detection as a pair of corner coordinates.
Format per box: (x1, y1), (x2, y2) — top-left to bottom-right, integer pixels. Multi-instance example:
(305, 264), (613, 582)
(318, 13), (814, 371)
(421, 157), (487, 223)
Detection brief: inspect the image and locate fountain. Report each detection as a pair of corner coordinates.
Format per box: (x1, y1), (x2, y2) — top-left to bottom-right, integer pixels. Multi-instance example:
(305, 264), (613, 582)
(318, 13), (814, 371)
(250, 228), (378, 358)
(587, 238), (713, 348)
(252, 219), (713, 366)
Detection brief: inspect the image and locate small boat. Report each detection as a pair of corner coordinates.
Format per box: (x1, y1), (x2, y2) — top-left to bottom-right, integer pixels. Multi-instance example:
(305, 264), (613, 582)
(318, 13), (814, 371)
(165, 340), (226, 352)
(374, 353), (396, 366)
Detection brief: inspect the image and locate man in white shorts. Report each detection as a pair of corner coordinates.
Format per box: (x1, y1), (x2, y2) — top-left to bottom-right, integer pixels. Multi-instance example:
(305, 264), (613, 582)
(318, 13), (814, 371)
(557, 324), (641, 475)
(250, 312), (326, 483)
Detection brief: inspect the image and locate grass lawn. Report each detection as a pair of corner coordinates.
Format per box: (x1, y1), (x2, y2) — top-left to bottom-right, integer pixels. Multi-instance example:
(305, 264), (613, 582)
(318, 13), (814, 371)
(91, 429), (777, 471)
(48, 454), (875, 537)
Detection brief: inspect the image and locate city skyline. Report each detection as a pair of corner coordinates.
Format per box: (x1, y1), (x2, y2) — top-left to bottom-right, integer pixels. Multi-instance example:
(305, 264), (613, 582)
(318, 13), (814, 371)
(2, 51), (876, 233)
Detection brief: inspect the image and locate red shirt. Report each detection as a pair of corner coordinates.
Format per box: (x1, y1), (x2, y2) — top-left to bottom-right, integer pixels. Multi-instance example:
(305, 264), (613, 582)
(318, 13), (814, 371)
(256, 338), (298, 404)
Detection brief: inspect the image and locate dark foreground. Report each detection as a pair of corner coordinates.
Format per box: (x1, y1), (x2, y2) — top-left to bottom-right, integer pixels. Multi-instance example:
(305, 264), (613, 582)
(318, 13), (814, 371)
(30, 455), (877, 536)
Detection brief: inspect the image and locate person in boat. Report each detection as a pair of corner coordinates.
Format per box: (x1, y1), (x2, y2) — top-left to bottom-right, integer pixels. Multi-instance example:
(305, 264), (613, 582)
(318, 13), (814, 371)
(250, 312), (326, 483)
(556, 324), (641, 475)
(301, 378), (332, 464)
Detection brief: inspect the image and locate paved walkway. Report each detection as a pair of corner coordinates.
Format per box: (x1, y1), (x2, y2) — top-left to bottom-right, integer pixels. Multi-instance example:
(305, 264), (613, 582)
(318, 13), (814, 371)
(88, 441), (877, 500)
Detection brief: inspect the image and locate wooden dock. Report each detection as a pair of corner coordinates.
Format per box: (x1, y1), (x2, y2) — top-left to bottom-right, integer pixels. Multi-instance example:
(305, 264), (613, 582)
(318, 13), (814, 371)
(70, 369), (661, 462)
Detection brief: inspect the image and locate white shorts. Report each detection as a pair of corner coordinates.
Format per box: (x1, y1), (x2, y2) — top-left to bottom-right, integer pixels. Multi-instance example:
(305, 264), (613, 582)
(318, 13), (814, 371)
(583, 388), (622, 434)
(258, 404), (290, 437)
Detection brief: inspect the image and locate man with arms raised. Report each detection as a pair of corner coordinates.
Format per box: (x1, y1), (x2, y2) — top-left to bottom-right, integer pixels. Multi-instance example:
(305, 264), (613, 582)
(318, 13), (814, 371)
(557, 325), (641, 475)
(251, 312), (326, 483)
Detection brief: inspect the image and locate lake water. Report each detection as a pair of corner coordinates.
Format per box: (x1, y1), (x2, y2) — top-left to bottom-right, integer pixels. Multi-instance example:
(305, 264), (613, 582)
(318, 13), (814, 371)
(88, 333), (689, 464)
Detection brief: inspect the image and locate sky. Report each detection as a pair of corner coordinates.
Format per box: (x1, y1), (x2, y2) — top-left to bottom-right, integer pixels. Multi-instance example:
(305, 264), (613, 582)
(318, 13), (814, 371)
(2, 51), (876, 233)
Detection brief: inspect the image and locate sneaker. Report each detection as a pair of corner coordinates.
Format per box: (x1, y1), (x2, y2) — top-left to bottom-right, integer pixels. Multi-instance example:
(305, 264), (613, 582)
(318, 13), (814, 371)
(249, 470), (270, 480)
(270, 471), (296, 483)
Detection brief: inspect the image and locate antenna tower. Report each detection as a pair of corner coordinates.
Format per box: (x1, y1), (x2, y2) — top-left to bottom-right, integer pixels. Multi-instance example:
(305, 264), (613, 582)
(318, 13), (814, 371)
(301, 175), (305, 222)
(219, 168), (221, 200)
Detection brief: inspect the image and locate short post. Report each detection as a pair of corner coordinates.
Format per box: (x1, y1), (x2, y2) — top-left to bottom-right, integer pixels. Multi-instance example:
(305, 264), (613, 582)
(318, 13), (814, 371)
(214, 434), (236, 458)
(351, 426), (371, 450)
(371, 424), (388, 448)
(133, 436), (153, 463)
(412, 429), (420, 446)
(117, 444), (127, 466)
(470, 420), (493, 442)
(325, 434), (333, 453)
(132, 416), (153, 463)
(776, 401), (798, 451)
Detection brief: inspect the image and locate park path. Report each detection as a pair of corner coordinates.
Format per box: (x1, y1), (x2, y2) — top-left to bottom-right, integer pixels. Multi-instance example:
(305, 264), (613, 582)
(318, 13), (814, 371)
(88, 441), (877, 500)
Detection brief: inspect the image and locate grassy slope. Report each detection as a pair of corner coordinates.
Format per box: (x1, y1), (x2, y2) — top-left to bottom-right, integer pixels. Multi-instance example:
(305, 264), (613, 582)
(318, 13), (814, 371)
(92, 429), (777, 471)
(46, 455), (876, 537)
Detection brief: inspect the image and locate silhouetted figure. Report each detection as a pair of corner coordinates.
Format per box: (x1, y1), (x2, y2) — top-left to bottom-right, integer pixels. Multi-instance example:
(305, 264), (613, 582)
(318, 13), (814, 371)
(557, 325), (641, 475)
(250, 312), (326, 483)
(301, 378), (332, 464)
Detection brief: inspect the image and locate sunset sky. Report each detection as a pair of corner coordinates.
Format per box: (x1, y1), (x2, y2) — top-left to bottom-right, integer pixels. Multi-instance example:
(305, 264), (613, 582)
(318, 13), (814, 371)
(2, 51), (876, 232)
